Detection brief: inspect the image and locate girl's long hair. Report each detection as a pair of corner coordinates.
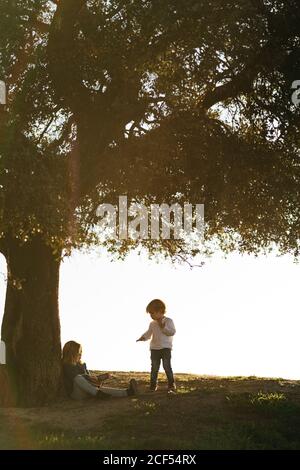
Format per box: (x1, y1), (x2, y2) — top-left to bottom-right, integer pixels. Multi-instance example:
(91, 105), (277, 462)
(62, 341), (82, 365)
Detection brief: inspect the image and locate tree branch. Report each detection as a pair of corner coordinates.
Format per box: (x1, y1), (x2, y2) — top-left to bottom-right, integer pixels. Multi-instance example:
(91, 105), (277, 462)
(199, 41), (282, 110)
(47, 0), (88, 111)
(199, 7), (300, 111)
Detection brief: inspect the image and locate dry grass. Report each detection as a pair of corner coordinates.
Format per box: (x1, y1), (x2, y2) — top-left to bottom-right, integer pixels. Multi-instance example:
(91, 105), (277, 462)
(1, 372), (300, 450)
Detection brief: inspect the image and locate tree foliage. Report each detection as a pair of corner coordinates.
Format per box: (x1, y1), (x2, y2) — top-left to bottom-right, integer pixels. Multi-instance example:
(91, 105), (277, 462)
(1, 0), (300, 259)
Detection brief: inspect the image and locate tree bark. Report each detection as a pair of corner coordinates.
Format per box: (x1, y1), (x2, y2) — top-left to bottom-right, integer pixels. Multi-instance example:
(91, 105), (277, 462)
(0, 236), (63, 406)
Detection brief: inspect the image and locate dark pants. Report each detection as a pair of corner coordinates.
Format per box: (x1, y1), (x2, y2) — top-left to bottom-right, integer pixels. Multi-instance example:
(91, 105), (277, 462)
(150, 348), (174, 388)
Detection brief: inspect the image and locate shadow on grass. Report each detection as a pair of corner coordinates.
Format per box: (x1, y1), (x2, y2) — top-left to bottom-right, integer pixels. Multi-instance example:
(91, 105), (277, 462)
(2, 376), (300, 450)
(31, 388), (300, 450)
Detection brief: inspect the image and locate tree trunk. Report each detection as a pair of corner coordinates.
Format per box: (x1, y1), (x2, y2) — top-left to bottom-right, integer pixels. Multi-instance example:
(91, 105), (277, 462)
(0, 236), (63, 406)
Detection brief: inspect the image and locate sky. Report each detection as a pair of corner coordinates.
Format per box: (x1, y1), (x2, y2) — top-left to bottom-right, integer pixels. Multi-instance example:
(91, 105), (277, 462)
(0, 249), (299, 380)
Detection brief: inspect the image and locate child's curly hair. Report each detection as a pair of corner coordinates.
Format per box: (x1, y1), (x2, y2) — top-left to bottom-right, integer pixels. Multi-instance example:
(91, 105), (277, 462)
(146, 299), (166, 314)
(62, 341), (82, 365)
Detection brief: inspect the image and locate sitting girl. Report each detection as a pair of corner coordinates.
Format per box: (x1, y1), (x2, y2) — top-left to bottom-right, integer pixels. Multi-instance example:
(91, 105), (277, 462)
(62, 341), (138, 400)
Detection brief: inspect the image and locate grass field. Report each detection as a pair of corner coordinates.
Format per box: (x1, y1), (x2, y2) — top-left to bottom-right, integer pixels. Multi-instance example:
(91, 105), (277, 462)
(1, 372), (300, 450)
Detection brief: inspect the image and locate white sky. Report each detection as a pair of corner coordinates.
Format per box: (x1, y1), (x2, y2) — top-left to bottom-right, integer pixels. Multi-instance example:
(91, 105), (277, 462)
(0, 249), (299, 379)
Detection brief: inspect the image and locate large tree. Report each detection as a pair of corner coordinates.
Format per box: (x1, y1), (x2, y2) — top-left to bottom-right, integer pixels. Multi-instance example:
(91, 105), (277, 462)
(0, 0), (300, 405)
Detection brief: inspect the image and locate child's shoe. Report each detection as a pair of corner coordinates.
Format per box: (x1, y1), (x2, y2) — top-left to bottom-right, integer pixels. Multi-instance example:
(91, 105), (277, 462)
(127, 379), (138, 396)
(149, 385), (158, 392)
(167, 384), (177, 394)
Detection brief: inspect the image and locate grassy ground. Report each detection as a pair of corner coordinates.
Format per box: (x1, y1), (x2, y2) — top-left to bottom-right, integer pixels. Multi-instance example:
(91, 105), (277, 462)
(1, 372), (300, 450)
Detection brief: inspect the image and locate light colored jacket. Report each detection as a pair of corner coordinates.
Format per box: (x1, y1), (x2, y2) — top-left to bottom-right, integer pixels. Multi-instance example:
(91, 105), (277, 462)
(142, 317), (176, 350)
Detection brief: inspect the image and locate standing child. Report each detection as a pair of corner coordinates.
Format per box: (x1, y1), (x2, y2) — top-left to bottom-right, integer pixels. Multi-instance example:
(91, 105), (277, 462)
(137, 299), (176, 393)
